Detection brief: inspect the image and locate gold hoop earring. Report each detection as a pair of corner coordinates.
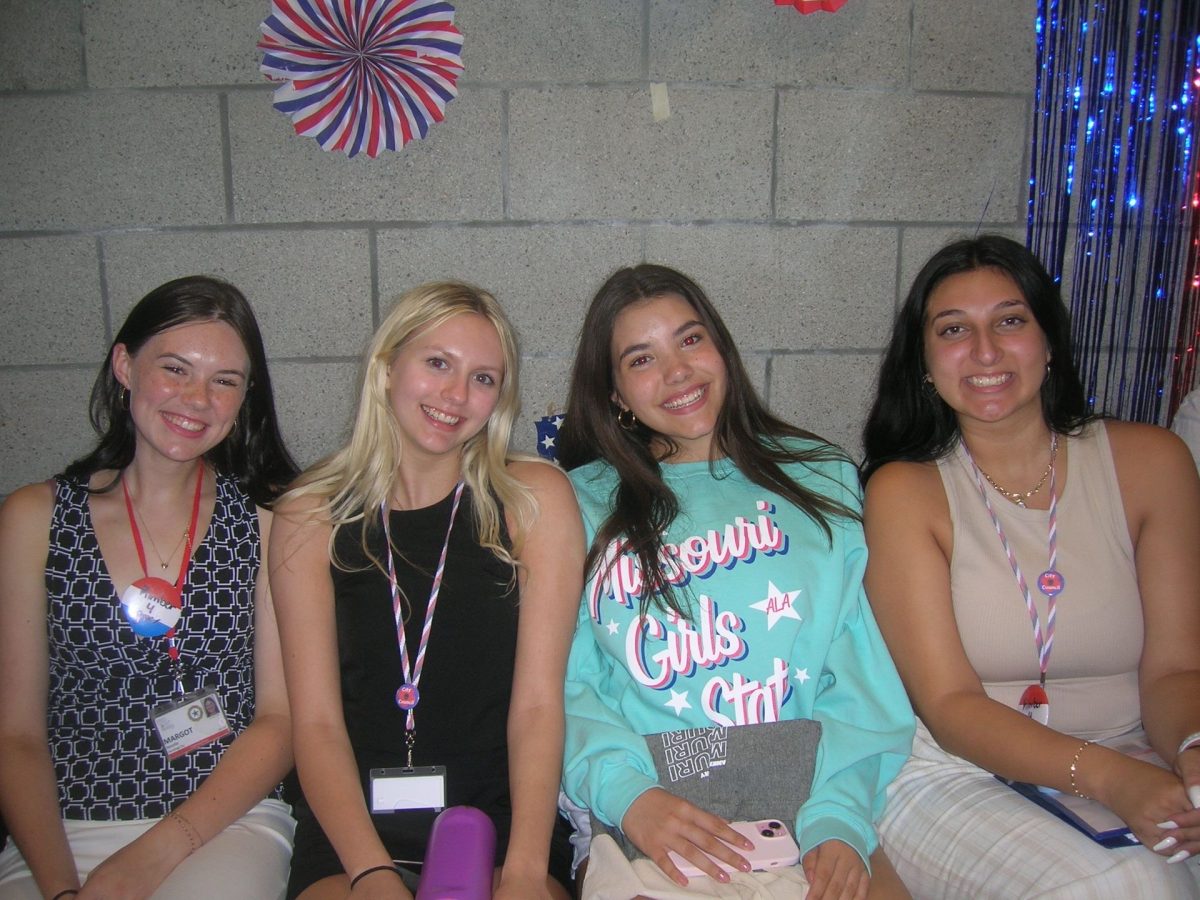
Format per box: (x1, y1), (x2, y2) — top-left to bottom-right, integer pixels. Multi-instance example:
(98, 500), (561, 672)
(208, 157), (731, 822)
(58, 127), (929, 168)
(617, 408), (638, 431)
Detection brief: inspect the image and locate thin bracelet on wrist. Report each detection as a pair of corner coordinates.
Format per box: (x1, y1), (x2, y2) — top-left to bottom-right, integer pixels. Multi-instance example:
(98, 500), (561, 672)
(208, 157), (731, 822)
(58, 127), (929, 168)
(167, 809), (202, 854)
(1177, 730), (1200, 758)
(1069, 739), (1094, 799)
(349, 864), (403, 889)
(51, 891), (80, 900)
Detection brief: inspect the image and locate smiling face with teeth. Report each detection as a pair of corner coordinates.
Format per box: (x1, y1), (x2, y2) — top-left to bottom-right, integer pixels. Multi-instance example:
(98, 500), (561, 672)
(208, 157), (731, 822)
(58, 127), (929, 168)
(923, 267), (1051, 430)
(113, 320), (250, 466)
(385, 311), (505, 468)
(610, 292), (728, 463)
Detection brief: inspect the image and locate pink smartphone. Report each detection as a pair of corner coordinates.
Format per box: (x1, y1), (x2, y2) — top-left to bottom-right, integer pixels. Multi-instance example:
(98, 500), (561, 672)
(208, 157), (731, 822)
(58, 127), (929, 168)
(667, 819), (801, 879)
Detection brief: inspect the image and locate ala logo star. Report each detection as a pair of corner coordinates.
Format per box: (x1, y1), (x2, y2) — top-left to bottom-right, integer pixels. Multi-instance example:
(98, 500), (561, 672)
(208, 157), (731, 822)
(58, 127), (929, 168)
(606, 619), (620, 636)
(750, 581), (802, 630)
(664, 689), (692, 715)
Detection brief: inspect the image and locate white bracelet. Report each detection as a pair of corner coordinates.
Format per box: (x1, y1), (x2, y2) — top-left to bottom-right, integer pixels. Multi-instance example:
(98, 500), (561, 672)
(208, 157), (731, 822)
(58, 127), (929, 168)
(1179, 731), (1200, 757)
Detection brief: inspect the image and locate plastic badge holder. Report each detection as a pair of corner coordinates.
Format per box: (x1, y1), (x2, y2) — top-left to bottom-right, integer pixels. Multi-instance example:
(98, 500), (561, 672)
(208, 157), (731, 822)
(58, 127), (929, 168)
(416, 806), (496, 900)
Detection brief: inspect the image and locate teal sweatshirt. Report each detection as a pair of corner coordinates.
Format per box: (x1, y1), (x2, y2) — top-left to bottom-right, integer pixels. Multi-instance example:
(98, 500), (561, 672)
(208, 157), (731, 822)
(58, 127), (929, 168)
(562, 447), (915, 866)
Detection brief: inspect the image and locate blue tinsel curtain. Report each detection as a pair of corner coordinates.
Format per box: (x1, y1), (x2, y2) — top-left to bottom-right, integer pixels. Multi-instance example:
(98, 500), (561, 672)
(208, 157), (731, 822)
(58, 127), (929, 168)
(1027, 0), (1200, 424)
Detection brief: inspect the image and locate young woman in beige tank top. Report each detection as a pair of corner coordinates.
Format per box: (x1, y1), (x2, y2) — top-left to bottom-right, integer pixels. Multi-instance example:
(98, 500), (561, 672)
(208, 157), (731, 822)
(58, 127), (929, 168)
(859, 235), (1200, 898)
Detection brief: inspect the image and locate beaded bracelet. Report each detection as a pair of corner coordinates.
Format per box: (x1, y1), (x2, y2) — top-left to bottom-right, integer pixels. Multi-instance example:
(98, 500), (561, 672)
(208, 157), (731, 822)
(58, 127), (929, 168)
(350, 864), (403, 889)
(167, 809), (202, 854)
(1177, 730), (1200, 758)
(1069, 739), (1094, 799)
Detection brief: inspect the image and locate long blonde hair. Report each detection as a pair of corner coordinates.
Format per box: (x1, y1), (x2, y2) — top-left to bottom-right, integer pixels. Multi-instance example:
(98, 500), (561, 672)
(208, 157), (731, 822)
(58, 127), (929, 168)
(284, 281), (536, 568)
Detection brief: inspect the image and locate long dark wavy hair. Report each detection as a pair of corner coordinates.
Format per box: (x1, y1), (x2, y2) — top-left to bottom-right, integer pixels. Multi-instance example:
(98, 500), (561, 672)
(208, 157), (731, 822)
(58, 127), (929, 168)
(558, 263), (856, 619)
(860, 235), (1092, 483)
(63, 275), (298, 507)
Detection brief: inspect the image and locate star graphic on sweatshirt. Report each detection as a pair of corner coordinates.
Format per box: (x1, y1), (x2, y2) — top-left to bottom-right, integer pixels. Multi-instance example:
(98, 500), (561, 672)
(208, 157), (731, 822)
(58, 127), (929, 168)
(794, 668), (811, 685)
(664, 689), (692, 715)
(606, 619), (620, 636)
(749, 581), (803, 630)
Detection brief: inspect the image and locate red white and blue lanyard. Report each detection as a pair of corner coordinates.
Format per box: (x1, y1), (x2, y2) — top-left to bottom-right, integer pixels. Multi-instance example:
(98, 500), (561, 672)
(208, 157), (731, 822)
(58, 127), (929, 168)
(121, 464), (204, 698)
(962, 435), (1063, 691)
(380, 482), (464, 765)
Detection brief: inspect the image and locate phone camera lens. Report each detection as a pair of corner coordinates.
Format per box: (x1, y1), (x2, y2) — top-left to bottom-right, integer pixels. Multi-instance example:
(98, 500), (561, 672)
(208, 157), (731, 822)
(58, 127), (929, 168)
(761, 828), (773, 837)
(768, 821), (782, 830)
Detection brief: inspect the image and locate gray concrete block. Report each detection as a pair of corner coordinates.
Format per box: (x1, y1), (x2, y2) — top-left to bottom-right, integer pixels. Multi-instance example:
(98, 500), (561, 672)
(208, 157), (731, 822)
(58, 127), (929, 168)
(103, 230), (374, 359)
(650, 0), (907, 89)
(0, 367), (97, 494)
(644, 225), (898, 352)
(509, 86), (773, 220)
(913, 0), (1036, 93)
(376, 225), (641, 357)
(271, 360), (359, 468)
(777, 92), (1029, 222)
(84, 0), (264, 88)
(229, 88), (503, 222)
(456, 0), (641, 82)
(0, 238), (105, 365)
(767, 351), (883, 460)
(0, 0), (83, 90)
(0, 93), (225, 230)
(897, 225), (1026, 308)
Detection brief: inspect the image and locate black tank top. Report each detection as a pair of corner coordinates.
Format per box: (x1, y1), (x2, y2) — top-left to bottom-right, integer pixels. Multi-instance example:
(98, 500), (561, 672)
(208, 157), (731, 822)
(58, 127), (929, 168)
(330, 486), (520, 859)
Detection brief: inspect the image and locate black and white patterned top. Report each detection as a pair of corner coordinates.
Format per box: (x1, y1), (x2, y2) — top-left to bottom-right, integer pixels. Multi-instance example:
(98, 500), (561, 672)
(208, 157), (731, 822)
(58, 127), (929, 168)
(45, 473), (268, 821)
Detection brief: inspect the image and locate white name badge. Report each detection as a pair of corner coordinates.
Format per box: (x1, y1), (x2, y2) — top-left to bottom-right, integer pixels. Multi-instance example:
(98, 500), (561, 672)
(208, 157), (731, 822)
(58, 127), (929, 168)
(152, 690), (232, 760)
(370, 766), (447, 812)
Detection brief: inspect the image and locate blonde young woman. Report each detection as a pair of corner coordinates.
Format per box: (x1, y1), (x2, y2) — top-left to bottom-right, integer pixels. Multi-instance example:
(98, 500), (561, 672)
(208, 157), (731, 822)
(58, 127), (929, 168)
(270, 282), (582, 899)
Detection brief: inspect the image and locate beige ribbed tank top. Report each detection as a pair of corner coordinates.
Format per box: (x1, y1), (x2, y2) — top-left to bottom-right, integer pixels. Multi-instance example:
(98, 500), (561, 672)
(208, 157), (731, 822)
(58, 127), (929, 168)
(937, 421), (1142, 740)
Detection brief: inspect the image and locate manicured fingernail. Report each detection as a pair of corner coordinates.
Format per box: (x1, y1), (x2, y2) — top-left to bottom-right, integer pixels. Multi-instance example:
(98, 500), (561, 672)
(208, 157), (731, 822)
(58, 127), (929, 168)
(716, 870), (730, 882)
(1157, 820), (1179, 829)
(1189, 785), (1200, 809)
(1153, 836), (1178, 852)
(1167, 849), (1191, 864)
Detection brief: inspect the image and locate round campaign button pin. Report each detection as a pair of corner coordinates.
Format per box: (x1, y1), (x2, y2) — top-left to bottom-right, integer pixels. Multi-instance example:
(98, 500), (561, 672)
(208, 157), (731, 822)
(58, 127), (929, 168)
(1036, 570), (1064, 597)
(120, 577), (183, 638)
(1018, 683), (1050, 726)
(395, 683), (420, 710)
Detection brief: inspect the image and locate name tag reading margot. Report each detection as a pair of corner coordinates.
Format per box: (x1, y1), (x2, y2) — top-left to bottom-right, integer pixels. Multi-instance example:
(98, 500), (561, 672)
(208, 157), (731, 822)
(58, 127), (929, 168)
(152, 690), (232, 760)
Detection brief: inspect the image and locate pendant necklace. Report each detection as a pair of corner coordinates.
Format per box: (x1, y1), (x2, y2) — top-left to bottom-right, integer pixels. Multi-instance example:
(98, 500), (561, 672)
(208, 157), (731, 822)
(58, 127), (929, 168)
(128, 498), (190, 570)
(976, 437), (1058, 508)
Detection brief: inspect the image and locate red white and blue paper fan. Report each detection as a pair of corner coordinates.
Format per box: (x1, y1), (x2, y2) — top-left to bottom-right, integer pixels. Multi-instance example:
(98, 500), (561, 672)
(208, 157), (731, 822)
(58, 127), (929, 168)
(258, 0), (463, 158)
(775, 0), (850, 13)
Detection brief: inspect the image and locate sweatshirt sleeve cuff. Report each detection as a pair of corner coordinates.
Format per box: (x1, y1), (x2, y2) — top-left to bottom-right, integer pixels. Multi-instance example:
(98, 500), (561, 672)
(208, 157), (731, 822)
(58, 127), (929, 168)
(598, 771), (660, 831)
(797, 816), (874, 873)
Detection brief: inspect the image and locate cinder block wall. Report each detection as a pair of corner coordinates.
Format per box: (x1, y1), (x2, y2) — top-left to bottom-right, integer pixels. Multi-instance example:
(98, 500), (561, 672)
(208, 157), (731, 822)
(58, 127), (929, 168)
(0, 0), (1035, 493)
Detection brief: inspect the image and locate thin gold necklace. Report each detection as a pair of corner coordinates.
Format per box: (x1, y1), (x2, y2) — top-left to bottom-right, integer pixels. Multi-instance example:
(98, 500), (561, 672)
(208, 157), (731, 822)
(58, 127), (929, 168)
(127, 492), (191, 570)
(977, 434), (1058, 508)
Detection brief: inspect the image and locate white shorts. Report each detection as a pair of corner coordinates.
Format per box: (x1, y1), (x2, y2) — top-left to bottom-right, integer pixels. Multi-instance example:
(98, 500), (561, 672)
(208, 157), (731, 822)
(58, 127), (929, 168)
(0, 798), (295, 899)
